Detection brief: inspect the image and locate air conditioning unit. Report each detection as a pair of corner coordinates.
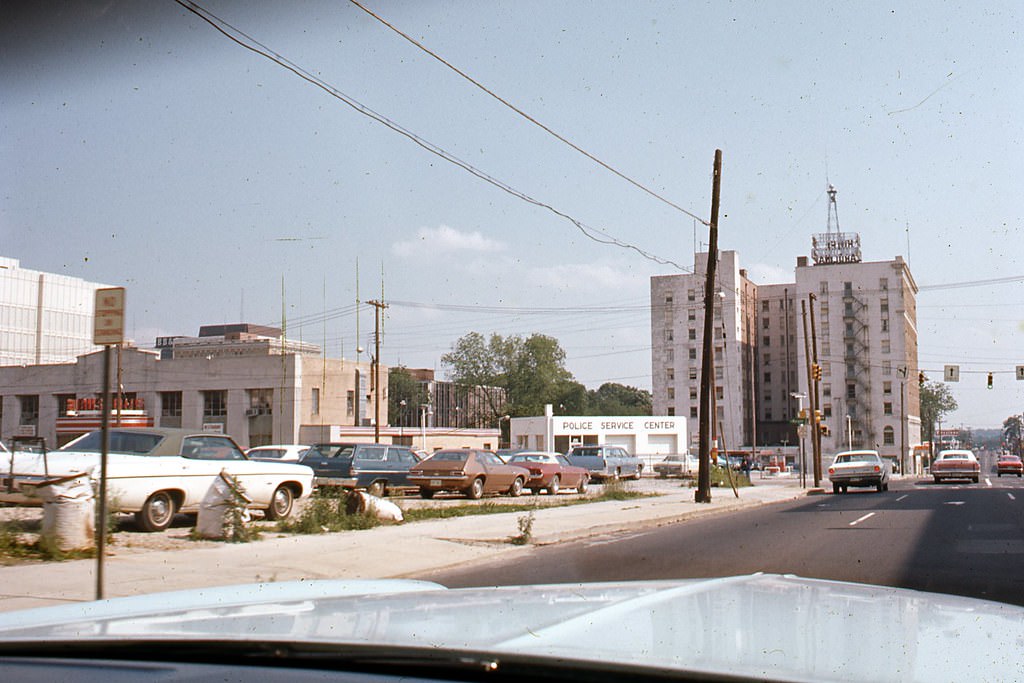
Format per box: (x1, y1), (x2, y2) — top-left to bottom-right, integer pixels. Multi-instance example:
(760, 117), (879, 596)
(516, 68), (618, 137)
(245, 408), (259, 417)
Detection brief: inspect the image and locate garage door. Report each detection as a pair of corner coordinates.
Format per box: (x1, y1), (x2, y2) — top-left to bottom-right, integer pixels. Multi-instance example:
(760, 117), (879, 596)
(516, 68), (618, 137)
(604, 435), (636, 453)
(645, 435), (676, 455)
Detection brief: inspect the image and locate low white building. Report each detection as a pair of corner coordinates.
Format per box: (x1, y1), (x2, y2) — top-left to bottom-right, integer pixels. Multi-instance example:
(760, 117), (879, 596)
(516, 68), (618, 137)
(510, 406), (687, 468)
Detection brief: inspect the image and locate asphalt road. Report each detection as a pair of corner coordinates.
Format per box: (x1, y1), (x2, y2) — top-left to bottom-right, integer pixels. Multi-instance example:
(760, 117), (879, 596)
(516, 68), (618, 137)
(423, 452), (1024, 606)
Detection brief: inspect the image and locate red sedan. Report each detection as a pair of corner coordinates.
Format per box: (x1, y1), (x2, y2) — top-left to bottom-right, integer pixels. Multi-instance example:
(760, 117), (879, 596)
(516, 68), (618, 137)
(506, 451), (591, 495)
(997, 454), (1023, 477)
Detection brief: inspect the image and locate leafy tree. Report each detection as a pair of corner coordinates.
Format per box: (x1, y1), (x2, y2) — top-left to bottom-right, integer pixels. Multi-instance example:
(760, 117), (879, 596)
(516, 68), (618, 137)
(387, 366), (428, 427)
(587, 382), (652, 416)
(919, 380), (957, 446)
(1004, 415), (1023, 455)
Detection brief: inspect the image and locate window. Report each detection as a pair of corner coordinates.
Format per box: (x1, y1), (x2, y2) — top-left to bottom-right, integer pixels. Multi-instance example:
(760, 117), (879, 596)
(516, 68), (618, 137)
(823, 384), (831, 397)
(765, 410), (773, 421)
(161, 391), (182, 417)
(714, 367), (723, 380)
(667, 368), (675, 381)
(247, 388), (273, 415)
(882, 360), (892, 375)
(715, 386), (723, 400)
(761, 300), (770, 312)
(763, 353), (771, 365)
(880, 299), (889, 313)
(347, 390), (355, 416)
(688, 348), (697, 360)
(687, 309), (696, 321)
(843, 281), (853, 294)
(762, 318), (770, 329)
(56, 393), (75, 417)
(688, 368), (698, 380)
(762, 335), (771, 346)
(687, 289), (695, 302)
(880, 278), (889, 291)
(667, 406), (675, 416)
(203, 390), (227, 418)
(846, 384), (856, 399)
(884, 402), (893, 415)
(667, 387), (675, 399)
(311, 387), (320, 415)
(690, 406), (699, 418)
(763, 372), (772, 383)
(688, 328), (696, 341)
(666, 348), (674, 362)
(883, 426), (895, 445)
(883, 381), (892, 394)
(881, 339), (891, 353)
(664, 328), (673, 342)
(689, 388), (698, 400)
(820, 281), (828, 295)
(823, 404), (832, 418)
(845, 322), (854, 335)
(881, 318), (889, 332)
(665, 295), (673, 304)
(18, 395), (39, 425)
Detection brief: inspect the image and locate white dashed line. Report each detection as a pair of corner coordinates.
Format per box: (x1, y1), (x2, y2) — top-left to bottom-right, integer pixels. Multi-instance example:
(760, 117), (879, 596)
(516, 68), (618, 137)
(896, 494), (908, 502)
(986, 478), (993, 487)
(849, 512), (875, 527)
(1009, 493), (1017, 501)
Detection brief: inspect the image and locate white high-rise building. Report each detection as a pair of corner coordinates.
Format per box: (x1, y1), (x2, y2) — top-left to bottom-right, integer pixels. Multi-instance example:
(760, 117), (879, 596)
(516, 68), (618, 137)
(651, 195), (922, 465)
(0, 257), (112, 366)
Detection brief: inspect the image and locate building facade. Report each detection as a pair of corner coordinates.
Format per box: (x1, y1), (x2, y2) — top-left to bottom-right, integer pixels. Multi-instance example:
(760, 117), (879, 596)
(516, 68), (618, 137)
(0, 256), (112, 366)
(652, 237), (922, 464)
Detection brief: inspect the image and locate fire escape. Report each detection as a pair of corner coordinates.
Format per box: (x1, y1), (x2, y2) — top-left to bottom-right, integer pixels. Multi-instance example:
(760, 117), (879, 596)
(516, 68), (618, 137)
(842, 282), (873, 448)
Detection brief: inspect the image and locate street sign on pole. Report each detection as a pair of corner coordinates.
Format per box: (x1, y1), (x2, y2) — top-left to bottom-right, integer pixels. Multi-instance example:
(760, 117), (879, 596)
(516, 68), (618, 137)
(944, 364), (960, 382)
(93, 287), (125, 346)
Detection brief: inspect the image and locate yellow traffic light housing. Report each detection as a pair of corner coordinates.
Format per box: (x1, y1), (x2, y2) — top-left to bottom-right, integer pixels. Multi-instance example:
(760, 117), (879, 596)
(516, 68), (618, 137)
(988, 372), (994, 389)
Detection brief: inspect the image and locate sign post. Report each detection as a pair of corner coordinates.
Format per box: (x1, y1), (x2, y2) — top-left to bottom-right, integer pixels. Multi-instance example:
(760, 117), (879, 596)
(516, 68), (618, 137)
(93, 287), (125, 601)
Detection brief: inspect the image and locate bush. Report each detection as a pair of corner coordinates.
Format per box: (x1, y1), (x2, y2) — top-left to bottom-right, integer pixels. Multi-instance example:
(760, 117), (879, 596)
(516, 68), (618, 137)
(277, 488), (381, 534)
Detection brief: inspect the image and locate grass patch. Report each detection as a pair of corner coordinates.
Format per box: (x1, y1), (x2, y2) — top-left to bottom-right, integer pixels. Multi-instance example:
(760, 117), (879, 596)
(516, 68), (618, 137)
(508, 510), (535, 545)
(685, 467), (753, 488)
(0, 520), (96, 563)
(276, 489), (382, 534)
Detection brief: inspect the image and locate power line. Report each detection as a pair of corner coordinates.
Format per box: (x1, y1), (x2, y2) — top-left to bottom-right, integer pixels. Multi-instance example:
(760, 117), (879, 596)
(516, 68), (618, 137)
(918, 274), (1024, 291)
(347, 0), (709, 226)
(173, 0), (693, 273)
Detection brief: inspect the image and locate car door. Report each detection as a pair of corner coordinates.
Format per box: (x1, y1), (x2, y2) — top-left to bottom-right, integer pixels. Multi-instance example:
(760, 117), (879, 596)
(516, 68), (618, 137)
(386, 447), (417, 488)
(556, 454), (582, 486)
(479, 451), (513, 492)
(178, 435), (251, 507)
(353, 445), (388, 487)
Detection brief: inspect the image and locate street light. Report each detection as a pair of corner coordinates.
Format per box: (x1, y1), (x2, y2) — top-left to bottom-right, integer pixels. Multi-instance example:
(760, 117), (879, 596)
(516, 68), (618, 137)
(791, 392), (807, 488)
(399, 399), (407, 442)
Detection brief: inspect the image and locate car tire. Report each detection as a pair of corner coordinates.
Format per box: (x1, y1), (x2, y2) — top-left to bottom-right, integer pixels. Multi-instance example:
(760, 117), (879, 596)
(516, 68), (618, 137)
(264, 485), (294, 521)
(833, 483), (840, 494)
(419, 488), (435, 499)
(509, 477), (524, 497)
(658, 472), (668, 479)
(841, 486), (848, 494)
(883, 482), (889, 491)
(973, 476), (979, 483)
(367, 480), (386, 498)
(577, 476), (589, 495)
(135, 491), (176, 532)
(547, 475), (560, 495)
(631, 465), (643, 481)
(466, 478), (484, 500)
(876, 481), (884, 493)
(933, 477), (941, 484)
(530, 488), (542, 495)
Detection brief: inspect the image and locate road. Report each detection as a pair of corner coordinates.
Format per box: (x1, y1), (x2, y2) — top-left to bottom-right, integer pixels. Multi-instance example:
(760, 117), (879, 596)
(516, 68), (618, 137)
(422, 453), (1024, 606)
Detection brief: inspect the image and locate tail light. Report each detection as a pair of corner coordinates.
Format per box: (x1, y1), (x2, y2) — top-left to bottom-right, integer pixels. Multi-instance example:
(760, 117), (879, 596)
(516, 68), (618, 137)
(874, 466), (881, 472)
(828, 467), (835, 474)
(529, 468), (542, 475)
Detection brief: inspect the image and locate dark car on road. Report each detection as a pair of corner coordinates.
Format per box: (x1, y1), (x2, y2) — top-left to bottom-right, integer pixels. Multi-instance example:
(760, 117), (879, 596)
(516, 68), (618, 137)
(302, 443), (421, 497)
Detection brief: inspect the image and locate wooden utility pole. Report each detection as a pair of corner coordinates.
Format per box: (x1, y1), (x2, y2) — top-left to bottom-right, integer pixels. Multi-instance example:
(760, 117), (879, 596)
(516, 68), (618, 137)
(808, 293), (823, 487)
(696, 149), (722, 504)
(366, 299), (388, 443)
(800, 299), (820, 488)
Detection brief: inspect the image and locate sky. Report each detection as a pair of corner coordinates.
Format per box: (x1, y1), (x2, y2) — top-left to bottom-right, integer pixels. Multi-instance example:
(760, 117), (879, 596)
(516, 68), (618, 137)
(2, 1), (1022, 429)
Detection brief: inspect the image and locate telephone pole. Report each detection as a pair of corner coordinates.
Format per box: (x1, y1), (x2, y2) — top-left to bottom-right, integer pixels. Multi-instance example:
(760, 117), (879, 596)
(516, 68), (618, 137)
(696, 149), (722, 504)
(808, 293), (823, 487)
(800, 298), (820, 488)
(366, 299), (388, 443)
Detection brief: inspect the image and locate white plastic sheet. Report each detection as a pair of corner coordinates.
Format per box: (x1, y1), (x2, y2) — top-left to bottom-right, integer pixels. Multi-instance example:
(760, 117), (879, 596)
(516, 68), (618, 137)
(195, 470), (252, 540)
(37, 472), (95, 551)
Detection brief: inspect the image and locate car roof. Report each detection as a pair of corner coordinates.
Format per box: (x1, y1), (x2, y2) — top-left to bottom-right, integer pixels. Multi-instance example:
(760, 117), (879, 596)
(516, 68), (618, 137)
(63, 427), (239, 457)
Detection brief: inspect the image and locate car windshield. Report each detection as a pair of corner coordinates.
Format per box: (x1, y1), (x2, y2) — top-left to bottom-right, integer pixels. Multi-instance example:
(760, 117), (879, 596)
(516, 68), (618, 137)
(5, 3), (1024, 680)
(59, 430), (164, 455)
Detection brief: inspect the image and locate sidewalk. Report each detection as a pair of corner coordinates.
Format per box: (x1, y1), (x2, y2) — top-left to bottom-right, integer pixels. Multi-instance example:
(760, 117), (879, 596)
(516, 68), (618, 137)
(0, 478), (808, 613)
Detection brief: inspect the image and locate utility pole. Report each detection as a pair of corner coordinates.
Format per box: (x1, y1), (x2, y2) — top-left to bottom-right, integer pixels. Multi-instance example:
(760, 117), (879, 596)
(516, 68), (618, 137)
(800, 298), (820, 488)
(696, 149), (723, 504)
(808, 293), (822, 487)
(899, 366), (908, 474)
(366, 299), (388, 443)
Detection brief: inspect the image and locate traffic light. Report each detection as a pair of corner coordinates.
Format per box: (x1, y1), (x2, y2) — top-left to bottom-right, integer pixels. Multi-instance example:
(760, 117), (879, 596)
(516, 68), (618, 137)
(811, 363), (822, 381)
(918, 371), (926, 387)
(820, 424), (831, 437)
(798, 409), (807, 421)
(813, 409), (822, 423)
(988, 372), (994, 390)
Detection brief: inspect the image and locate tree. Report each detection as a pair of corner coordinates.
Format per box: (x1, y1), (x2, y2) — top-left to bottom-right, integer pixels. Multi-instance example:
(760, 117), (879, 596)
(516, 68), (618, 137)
(919, 380), (957, 447)
(387, 366), (428, 428)
(1004, 415), (1023, 455)
(587, 382), (652, 416)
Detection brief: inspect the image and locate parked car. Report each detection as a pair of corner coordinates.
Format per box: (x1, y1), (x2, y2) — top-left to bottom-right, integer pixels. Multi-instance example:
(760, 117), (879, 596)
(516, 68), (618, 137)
(932, 449), (981, 483)
(245, 444), (311, 462)
(301, 443), (422, 497)
(0, 427), (314, 531)
(565, 445), (642, 480)
(827, 450), (890, 494)
(408, 449), (530, 499)
(996, 454), (1023, 477)
(505, 451), (590, 495)
(653, 454), (698, 478)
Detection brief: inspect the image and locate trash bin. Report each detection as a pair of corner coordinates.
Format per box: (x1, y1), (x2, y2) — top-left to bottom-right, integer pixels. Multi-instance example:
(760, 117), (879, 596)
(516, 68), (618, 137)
(37, 471), (96, 552)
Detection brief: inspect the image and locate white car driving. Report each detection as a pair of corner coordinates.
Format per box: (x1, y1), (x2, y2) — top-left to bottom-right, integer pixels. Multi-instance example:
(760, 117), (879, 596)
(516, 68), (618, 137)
(0, 428), (314, 531)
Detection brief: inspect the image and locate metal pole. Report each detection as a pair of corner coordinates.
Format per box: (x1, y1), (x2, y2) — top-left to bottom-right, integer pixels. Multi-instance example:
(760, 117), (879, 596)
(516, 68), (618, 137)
(800, 299), (819, 488)
(96, 345), (111, 601)
(696, 149), (723, 504)
(808, 293), (822, 487)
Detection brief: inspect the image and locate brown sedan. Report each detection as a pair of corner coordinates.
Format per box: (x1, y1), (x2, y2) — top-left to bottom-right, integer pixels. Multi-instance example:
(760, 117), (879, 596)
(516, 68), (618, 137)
(408, 449), (530, 499)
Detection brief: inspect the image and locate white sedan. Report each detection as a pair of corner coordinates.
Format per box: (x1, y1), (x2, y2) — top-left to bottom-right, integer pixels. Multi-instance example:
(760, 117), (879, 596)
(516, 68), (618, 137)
(0, 428), (314, 531)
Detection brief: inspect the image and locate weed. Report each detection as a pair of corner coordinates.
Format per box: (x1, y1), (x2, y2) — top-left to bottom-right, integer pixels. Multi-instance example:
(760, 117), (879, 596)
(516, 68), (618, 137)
(508, 510), (535, 545)
(277, 489), (382, 534)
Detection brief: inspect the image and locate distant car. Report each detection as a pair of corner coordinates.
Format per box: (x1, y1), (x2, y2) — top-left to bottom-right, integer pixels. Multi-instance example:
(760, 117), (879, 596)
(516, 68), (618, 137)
(301, 443), (422, 497)
(653, 454), (698, 478)
(246, 444), (311, 462)
(0, 427), (314, 531)
(505, 451), (590, 495)
(827, 450), (890, 494)
(996, 454), (1023, 477)
(408, 449), (530, 499)
(932, 449), (981, 484)
(565, 445), (642, 480)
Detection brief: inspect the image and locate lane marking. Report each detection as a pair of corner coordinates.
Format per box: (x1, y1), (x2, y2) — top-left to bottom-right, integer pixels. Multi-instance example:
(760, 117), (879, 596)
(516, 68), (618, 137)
(1009, 493), (1017, 501)
(849, 512), (875, 526)
(896, 494), (908, 502)
(986, 478), (993, 487)
(945, 501), (965, 506)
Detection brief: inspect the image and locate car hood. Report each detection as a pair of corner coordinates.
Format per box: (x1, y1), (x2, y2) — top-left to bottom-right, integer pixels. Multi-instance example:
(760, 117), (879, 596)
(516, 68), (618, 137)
(0, 574), (1021, 681)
